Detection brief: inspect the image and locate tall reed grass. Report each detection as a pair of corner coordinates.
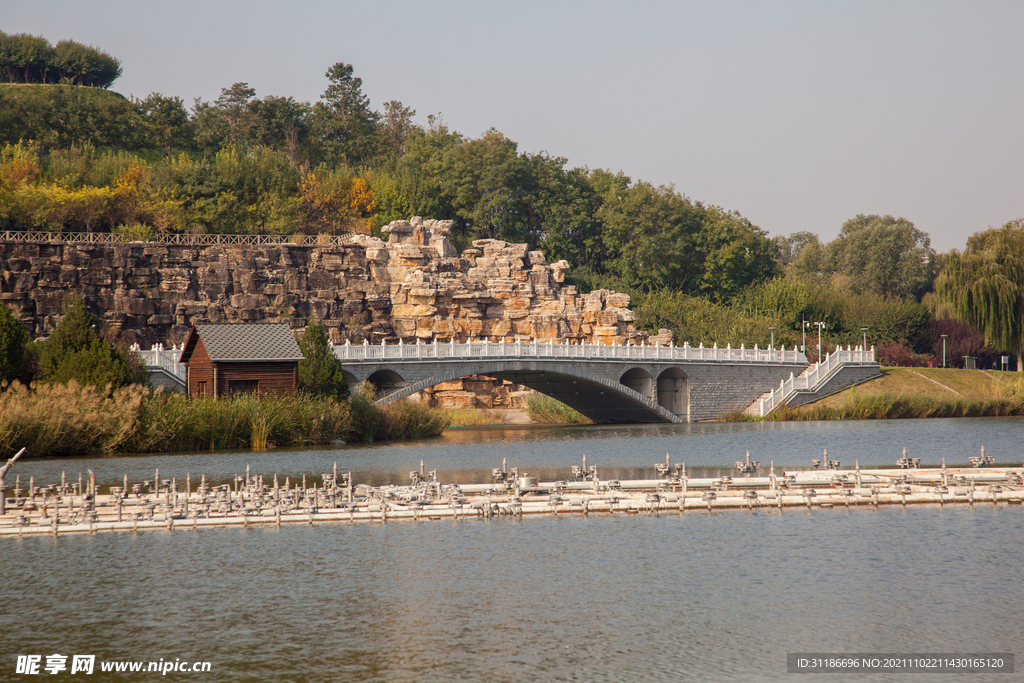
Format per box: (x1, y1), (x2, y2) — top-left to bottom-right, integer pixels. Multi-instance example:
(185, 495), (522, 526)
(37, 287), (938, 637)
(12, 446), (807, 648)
(526, 393), (592, 424)
(0, 380), (450, 458)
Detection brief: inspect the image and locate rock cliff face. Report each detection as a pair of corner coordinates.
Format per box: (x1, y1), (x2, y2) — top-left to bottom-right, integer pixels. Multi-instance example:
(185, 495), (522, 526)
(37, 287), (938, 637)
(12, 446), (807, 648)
(0, 218), (672, 351)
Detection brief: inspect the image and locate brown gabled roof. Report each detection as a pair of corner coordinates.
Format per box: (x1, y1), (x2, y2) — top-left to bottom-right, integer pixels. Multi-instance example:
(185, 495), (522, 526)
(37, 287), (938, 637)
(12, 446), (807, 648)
(180, 323), (304, 363)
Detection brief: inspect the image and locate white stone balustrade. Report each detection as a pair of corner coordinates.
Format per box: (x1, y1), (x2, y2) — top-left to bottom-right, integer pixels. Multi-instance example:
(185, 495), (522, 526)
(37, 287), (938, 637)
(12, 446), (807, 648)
(133, 343), (185, 379)
(333, 338), (809, 364)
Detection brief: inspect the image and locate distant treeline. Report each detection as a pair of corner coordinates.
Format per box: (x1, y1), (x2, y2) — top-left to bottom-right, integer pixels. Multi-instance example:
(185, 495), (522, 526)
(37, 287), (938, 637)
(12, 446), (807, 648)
(0, 32), (121, 88)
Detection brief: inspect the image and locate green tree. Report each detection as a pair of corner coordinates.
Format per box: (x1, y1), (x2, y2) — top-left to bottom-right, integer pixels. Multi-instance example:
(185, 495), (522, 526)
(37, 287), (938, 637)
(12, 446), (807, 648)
(595, 171), (704, 293)
(1, 85), (146, 149)
(772, 231), (819, 270)
(216, 82), (258, 149)
(0, 32), (55, 83)
(436, 128), (523, 243)
(0, 32), (120, 87)
(521, 158), (602, 266)
(310, 62), (378, 168)
(828, 214), (936, 299)
(298, 317), (348, 399)
(385, 115), (462, 227)
(252, 96), (311, 169)
(935, 219), (1024, 371)
(0, 303), (32, 385)
(696, 207), (778, 302)
(35, 294), (147, 390)
(788, 233), (830, 282)
(137, 93), (192, 155)
(375, 100), (416, 166)
(52, 39), (121, 88)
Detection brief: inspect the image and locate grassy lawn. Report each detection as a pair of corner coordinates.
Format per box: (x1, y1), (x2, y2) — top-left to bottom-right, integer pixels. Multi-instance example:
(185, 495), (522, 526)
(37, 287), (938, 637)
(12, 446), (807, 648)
(813, 367), (1020, 407)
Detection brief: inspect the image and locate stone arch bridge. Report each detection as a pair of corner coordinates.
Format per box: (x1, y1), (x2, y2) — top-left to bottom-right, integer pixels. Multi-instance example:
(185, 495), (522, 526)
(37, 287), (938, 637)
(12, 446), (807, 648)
(336, 340), (811, 423)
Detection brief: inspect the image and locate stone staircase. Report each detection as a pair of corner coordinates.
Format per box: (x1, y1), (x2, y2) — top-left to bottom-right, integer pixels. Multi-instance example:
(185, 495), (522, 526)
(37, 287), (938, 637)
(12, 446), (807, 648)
(744, 365), (817, 416)
(745, 346), (881, 417)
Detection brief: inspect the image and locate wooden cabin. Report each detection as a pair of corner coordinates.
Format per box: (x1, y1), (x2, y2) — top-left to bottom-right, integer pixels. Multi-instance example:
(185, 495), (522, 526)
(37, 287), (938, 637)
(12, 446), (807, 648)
(179, 323), (304, 399)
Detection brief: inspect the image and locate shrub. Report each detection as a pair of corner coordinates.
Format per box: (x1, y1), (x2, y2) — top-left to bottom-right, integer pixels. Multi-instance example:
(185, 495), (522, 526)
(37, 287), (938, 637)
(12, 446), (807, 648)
(34, 293), (147, 391)
(876, 339), (919, 367)
(298, 316), (348, 399)
(526, 393), (592, 424)
(378, 399), (451, 440)
(0, 303), (32, 384)
(343, 382), (449, 443)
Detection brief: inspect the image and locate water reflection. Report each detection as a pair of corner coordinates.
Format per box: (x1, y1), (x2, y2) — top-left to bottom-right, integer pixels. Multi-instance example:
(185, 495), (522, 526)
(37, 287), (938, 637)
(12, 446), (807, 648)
(2, 506), (1020, 682)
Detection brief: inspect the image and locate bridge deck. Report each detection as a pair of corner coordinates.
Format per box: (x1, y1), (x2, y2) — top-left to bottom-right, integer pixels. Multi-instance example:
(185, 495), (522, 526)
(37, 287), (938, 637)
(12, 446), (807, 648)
(333, 339), (810, 364)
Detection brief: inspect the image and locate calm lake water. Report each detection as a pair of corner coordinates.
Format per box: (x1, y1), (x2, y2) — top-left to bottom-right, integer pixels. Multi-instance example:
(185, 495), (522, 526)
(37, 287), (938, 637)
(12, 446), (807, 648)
(3, 417), (1023, 682)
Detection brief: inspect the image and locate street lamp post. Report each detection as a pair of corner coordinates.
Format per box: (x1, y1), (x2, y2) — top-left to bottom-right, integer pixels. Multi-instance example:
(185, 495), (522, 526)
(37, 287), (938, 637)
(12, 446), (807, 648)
(768, 326), (776, 352)
(940, 334), (949, 368)
(812, 321), (826, 363)
(860, 327), (868, 361)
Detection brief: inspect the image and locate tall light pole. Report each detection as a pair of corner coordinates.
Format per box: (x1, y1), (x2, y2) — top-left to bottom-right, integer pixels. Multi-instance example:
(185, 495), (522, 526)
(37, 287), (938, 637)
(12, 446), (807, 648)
(812, 321), (826, 363)
(802, 318), (808, 355)
(768, 326), (776, 351)
(860, 327), (868, 361)
(940, 334), (949, 368)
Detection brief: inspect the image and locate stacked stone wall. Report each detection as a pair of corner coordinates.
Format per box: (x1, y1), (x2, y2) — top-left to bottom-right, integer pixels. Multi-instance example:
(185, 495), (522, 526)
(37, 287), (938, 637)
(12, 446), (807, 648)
(0, 218), (672, 408)
(0, 217), (669, 349)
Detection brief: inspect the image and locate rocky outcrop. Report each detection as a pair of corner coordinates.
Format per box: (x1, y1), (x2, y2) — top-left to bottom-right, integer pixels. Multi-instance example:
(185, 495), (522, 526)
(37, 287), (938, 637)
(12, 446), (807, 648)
(0, 218), (672, 350)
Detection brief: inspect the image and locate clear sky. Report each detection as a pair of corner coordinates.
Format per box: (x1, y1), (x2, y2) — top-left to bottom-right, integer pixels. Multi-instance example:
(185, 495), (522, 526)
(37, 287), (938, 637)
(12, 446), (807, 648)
(4, 0), (1021, 251)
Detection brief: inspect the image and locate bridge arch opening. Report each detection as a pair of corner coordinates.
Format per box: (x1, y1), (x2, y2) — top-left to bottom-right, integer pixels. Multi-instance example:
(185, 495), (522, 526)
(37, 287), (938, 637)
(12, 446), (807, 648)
(656, 367), (688, 417)
(342, 370), (359, 391)
(365, 369), (406, 397)
(619, 368), (653, 401)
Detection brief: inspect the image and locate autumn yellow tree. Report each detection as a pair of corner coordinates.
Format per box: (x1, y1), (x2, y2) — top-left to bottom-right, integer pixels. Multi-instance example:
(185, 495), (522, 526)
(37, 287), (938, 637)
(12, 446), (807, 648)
(108, 163), (179, 232)
(299, 169), (375, 235)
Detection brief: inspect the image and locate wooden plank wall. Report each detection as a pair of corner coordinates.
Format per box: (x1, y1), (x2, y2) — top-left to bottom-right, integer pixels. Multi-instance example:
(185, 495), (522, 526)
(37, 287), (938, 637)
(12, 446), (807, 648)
(187, 337), (214, 397)
(217, 362), (298, 398)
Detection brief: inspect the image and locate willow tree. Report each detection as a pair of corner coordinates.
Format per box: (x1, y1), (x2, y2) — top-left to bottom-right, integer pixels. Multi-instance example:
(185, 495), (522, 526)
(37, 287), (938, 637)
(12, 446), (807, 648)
(935, 219), (1024, 371)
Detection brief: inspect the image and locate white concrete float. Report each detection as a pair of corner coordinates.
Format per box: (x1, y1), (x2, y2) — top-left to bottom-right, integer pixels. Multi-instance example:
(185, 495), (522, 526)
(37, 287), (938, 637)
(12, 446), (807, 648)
(1, 461), (1022, 538)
